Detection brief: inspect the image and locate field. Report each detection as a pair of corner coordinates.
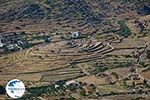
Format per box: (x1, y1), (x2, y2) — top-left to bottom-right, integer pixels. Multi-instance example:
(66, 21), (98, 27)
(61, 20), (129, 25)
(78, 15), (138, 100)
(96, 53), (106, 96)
(0, 0), (150, 99)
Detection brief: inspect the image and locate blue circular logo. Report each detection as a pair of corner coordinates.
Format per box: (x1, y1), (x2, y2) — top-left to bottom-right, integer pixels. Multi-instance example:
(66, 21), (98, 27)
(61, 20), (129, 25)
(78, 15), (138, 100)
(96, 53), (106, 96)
(6, 79), (25, 99)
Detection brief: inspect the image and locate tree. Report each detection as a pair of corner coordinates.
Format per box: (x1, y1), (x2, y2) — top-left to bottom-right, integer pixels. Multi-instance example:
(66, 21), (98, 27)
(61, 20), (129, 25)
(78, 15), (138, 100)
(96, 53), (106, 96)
(0, 85), (5, 94)
(146, 50), (150, 59)
(111, 72), (119, 79)
(118, 20), (132, 37)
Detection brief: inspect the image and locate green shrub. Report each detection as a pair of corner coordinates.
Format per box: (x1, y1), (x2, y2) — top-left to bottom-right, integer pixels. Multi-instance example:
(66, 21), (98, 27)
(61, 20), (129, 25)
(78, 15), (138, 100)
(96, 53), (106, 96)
(146, 50), (150, 59)
(0, 85), (5, 94)
(111, 72), (119, 79)
(95, 67), (108, 73)
(118, 20), (132, 37)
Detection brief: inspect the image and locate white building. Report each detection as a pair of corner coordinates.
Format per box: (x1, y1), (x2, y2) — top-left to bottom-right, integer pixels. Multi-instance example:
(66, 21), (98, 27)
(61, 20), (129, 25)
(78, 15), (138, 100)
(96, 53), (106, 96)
(65, 80), (79, 86)
(0, 43), (4, 48)
(70, 32), (80, 39)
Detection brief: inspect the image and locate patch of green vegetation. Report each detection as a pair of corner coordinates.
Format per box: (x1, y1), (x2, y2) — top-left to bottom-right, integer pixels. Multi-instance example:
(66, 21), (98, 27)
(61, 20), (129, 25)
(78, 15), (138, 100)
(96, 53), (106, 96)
(122, 81), (128, 88)
(123, 55), (132, 58)
(26, 85), (60, 97)
(105, 55), (120, 58)
(80, 90), (86, 96)
(25, 82), (68, 98)
(0, 85), (5, 94)
(47, 15), (51, 19)
(94, 67), (108, 73)
(139, 62), (149, 68)
(111, 72), (119, 79)
(31, 35), (49, 40)
(28, 86), (51, 96)
(118, 20), (132, 37)
(114, 62), (132, 68)
(93, 60), (133, 74)
(146, 50), (150, 59)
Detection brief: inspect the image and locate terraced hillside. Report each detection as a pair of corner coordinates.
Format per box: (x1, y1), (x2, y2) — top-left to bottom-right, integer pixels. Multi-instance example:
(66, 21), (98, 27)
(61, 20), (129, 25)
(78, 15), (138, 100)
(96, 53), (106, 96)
(0, 0), (150, 100)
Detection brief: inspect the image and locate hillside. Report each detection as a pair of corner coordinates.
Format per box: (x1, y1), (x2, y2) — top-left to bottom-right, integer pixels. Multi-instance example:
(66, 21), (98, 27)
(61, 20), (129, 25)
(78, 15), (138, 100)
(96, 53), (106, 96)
(0, 0), (150, 100)
(0, 0), (149, 33)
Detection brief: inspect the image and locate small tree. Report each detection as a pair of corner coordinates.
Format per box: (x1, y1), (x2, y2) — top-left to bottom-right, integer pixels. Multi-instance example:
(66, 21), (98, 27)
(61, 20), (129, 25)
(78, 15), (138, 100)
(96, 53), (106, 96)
(80, 90), (86, 96)
(0, 85), (5, 94)
(146, 50), (150, 59)
(111, 72), (119, 79)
